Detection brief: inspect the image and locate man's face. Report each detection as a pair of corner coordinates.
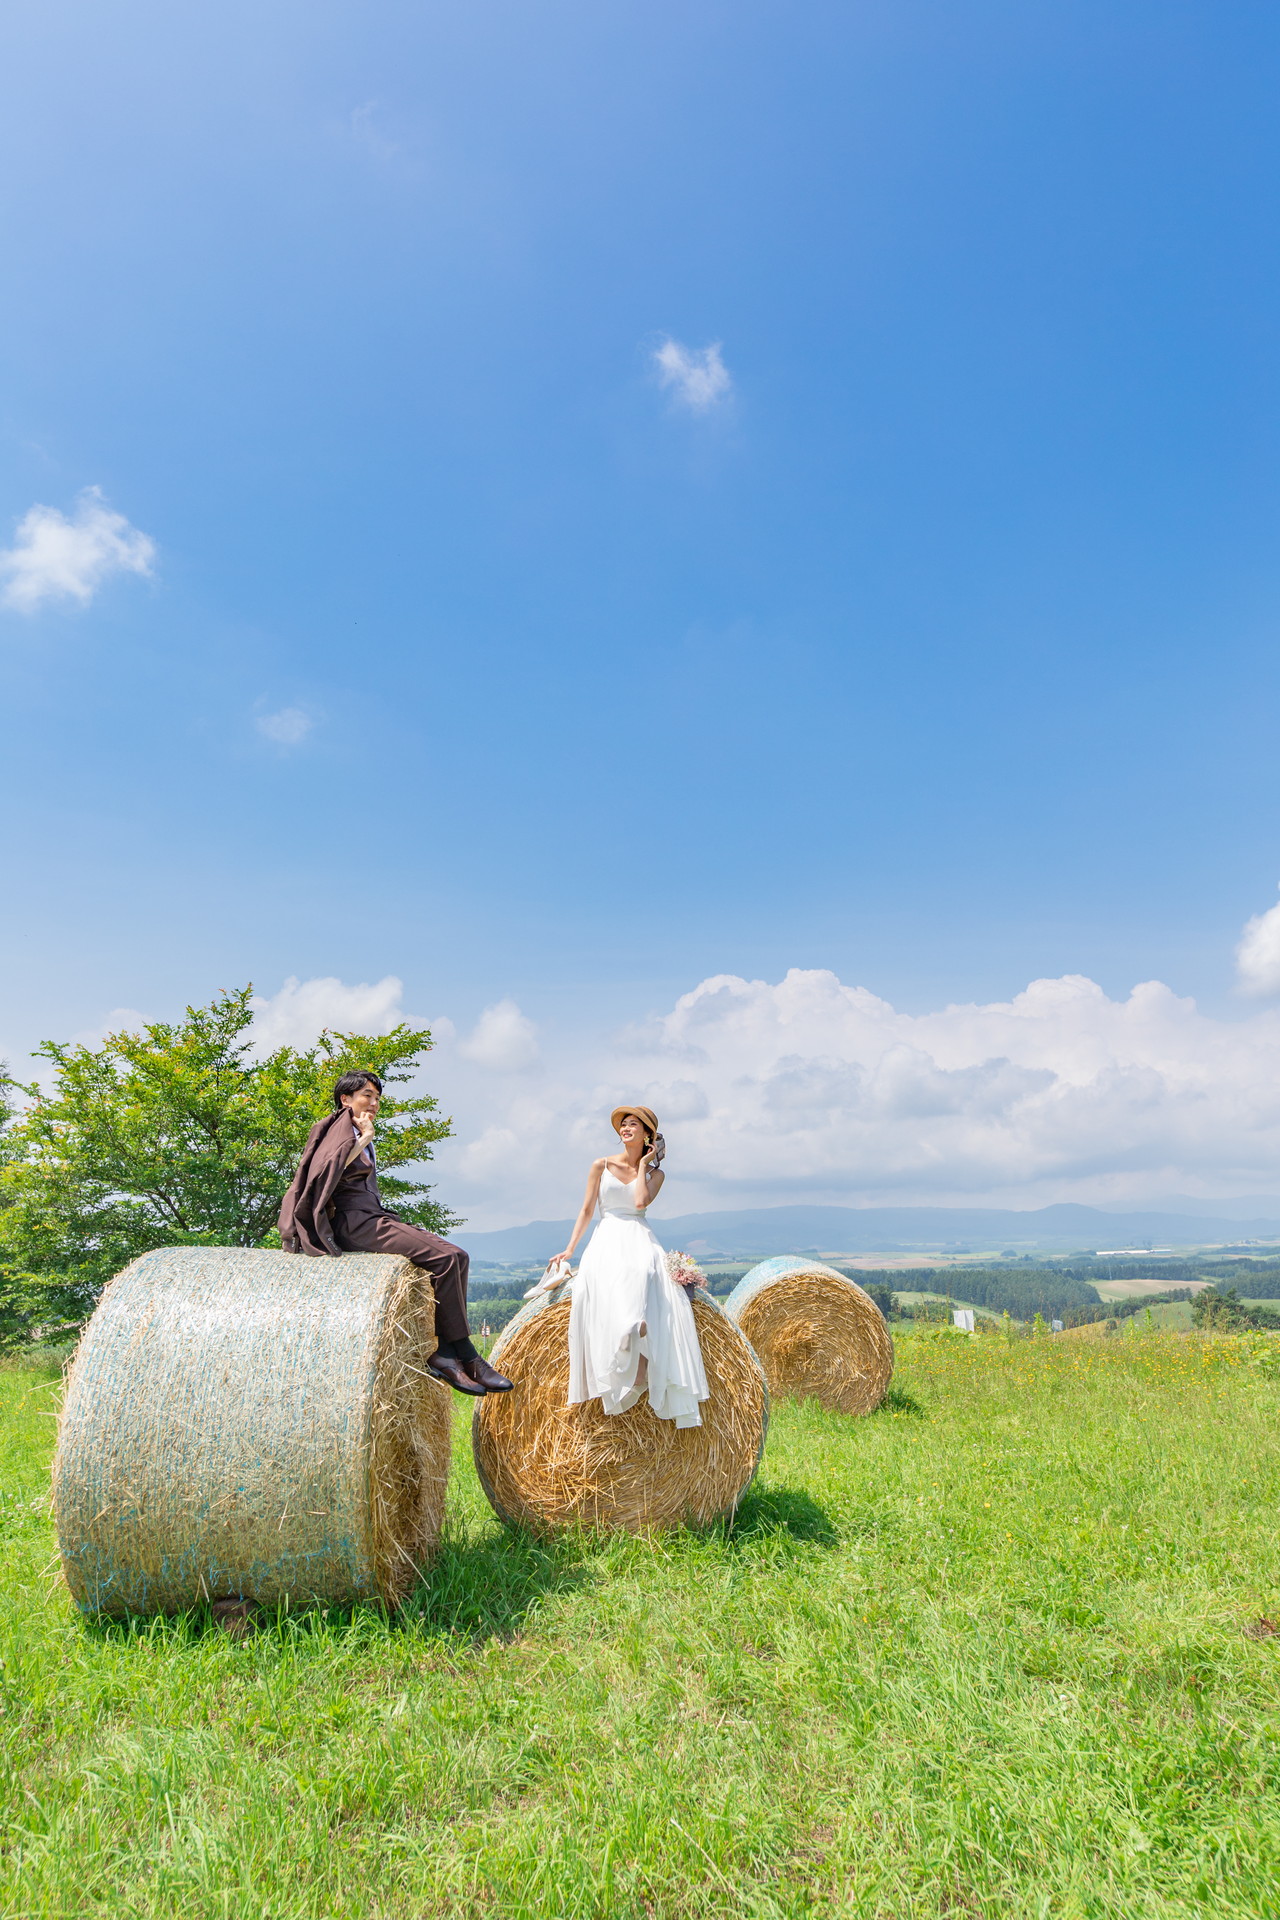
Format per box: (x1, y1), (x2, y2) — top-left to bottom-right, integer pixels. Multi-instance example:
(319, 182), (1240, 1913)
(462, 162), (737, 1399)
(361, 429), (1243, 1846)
(343, 1083), (381, 1123)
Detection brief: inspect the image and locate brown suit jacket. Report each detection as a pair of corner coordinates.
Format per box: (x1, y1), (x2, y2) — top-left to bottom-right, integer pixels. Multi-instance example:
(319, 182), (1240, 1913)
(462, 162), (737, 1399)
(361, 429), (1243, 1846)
(278, 1109), (396, 1256)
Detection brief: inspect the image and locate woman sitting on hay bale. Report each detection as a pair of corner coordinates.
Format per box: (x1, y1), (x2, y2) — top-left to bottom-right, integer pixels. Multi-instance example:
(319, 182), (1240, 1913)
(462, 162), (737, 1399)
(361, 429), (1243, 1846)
(279, 1068), (512, 1399)
(542, 1105), (709, 1429)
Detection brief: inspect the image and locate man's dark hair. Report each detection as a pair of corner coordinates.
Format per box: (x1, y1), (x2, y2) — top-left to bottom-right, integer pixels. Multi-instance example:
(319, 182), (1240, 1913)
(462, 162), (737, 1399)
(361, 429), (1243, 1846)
(332, 1069), (384, 1109)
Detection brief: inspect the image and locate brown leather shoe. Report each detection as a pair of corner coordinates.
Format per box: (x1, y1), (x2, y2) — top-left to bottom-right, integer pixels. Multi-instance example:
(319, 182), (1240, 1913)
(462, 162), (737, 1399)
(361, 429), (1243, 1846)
(464, 1355), (514, 1393)
(427, 1353), (487, 1396)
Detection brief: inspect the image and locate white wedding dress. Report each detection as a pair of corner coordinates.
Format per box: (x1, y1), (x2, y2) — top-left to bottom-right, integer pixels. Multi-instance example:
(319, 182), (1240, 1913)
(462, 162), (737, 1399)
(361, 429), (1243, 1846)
(567, 1167), (709, 1428)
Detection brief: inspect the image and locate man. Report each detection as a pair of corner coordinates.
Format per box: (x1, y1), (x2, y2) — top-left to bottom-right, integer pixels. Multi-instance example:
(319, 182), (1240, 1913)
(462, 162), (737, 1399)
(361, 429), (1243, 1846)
(279, 1069), (512, 1397)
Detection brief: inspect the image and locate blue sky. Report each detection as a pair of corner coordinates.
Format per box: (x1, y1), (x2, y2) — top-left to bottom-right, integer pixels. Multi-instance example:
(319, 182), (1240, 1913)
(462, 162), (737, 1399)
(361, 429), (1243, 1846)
(5, 1), (1280, 1223)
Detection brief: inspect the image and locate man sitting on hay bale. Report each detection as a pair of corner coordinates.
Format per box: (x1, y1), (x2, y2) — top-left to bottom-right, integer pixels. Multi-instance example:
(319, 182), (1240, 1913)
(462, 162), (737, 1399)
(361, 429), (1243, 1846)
(279, 1069), (512, 1398)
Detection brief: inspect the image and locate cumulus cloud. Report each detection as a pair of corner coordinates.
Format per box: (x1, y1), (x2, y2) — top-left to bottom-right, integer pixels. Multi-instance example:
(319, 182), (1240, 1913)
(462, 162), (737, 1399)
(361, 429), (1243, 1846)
(653, 338), (732, 412)
(256, 706), (313, 746)
(179, 961), (1280, 1231)
(249, 975), (409, 1050)
(1236, 889), (1280, 996)
(0, 488), (155, 612)
(617, 968), (1280, 1206)
(458, 999), (540, 1072)
(421, 966), (1280, 1227)
(458, 1125), (525, 1183)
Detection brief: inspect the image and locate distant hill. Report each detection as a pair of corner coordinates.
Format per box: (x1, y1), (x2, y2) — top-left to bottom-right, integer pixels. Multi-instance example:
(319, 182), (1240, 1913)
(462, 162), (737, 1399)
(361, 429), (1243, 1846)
(463, 1202), (1280, 1264)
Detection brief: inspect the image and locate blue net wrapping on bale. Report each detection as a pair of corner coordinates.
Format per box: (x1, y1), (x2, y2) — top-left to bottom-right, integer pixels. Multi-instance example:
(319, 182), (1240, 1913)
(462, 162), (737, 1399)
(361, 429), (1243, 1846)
(472, 1286), (768, 1533)
(53, 1246), (452, 1617)
(723, 1256), (894, 1414)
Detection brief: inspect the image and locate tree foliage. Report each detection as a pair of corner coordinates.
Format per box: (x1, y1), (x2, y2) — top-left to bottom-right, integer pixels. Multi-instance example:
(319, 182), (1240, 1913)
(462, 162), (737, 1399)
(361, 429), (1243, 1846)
(840, 1276), (893, 1322)
(1193, 1286), (1280, 1332)
(1202, 1264), (1280, 1299)
(0, 1069), (59, 1348)
(847, 1266), (1103, 1322)
(0, 986), (457, 1325)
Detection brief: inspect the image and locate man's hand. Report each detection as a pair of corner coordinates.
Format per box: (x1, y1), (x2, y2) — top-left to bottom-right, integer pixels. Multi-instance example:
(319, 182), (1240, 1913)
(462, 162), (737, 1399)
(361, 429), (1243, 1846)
(355, 1112), (376, 1150)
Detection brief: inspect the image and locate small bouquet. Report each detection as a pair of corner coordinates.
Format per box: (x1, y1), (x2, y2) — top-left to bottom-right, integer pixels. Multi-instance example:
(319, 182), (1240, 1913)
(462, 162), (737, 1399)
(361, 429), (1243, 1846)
(665, 1249), (708, 1292)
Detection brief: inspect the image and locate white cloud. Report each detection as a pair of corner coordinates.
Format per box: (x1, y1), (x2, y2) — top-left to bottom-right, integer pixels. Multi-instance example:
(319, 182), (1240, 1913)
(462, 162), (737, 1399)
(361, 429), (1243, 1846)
(182, 960), (1280, 1233)
(7, 1005), (150, 1096)
(1236, 889), (1280, 996)
(256, 706), (313, 746)
(639, 1079), (709, 1122)
(249, 975), (408, 1050)
(653, 338), (732, 412)
(418, 966), (1280, 1228)
(457, 999), (540, 1072)
(0, 488), (155, 612)
(71, 1006), (149, 1044)
(350, 99), (413, 168)
(458, 1125), (524, 1183)
(612, 968), (1280, 1207)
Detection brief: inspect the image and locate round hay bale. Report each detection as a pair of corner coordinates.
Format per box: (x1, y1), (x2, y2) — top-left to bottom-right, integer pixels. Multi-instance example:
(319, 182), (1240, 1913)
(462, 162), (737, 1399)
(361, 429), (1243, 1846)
(53, 1246), (453, 1617)
(724, 1257), (893, 1414)
(473, 1289), (767, 1533)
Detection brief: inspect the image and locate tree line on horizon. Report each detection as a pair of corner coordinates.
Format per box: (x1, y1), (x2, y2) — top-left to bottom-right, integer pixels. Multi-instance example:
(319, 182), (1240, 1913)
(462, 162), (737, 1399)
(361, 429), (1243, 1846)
(839, 1263), (1280, 1330)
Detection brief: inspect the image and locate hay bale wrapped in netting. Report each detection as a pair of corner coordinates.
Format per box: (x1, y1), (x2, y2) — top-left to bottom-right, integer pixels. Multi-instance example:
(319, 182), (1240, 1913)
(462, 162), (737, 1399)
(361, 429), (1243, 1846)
(723, 1257), (893, 1414)
(473, 1289), (767, 1533)
(53, 1247), (452, 1617)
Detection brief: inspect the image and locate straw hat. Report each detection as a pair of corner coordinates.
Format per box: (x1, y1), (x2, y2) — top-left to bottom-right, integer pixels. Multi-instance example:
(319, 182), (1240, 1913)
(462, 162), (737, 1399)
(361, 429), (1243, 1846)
(610, 1104), (658, 1142)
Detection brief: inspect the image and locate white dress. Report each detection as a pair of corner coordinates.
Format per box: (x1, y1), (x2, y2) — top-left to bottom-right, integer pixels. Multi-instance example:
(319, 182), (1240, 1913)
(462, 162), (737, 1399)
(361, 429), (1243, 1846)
(567, 1167), (710, 1428)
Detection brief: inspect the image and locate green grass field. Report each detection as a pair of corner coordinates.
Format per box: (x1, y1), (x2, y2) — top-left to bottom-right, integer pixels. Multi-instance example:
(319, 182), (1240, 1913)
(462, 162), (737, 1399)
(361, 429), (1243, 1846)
(3, 1332), (1279, 1918)
(1118, 1302), (1196, 1333)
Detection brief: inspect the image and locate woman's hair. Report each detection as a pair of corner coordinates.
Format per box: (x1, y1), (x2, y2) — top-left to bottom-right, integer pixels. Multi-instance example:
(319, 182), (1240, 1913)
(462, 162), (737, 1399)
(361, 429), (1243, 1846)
(332, 1069), (384, 1109)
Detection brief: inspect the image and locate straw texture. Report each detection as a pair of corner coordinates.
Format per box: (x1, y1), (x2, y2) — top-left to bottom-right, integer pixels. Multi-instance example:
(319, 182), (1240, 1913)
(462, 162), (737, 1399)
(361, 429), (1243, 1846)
(53, 1246), (452, 1616)
(473, 1289), (768, 1533)
(724, 1256), (894, 1414)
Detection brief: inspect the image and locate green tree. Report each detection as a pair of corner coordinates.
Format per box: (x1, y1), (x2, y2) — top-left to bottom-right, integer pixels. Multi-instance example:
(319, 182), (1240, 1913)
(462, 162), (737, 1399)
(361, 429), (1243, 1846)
(0, 1065), (14, 1184)
(857, 1280), (893, 1322)
(0, 986), (457, 1320)
(1193, 1286), (1280, 1333)
(0, 1068), (45, 1346)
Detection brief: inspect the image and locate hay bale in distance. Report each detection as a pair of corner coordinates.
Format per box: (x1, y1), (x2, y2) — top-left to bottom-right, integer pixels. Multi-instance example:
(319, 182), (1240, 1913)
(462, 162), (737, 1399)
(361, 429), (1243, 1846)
(473, 1289), (767, 1533)
(724, 1256), (893, 1414)
(53, 1246), (452, 1617)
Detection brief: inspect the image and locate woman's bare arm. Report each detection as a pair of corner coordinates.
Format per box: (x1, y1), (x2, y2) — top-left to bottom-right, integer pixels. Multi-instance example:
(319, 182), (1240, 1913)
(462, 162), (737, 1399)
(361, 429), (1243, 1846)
(550, 1160), (606, 1265)
(634, 1160), (664, 1211)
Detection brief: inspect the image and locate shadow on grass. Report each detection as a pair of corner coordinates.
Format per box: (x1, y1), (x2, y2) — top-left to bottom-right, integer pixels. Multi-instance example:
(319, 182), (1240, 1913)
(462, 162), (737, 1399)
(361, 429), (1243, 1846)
(79, 1600), (399, 1650)
(878, 1385), (925, 1418)
(77, 1493), (840, 1650)
(723, 1484), (839, 1548)
(404, 1522), (595, 1643)
(80, 1527), (595, 1652)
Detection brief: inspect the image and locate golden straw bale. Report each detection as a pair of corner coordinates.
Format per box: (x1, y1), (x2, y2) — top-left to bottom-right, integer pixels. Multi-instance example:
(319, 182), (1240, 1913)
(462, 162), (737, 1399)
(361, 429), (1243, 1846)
(53, 1247), (452, 1617)
(724, 1257), (893, 1414)
(472, 1290), (767, 1533)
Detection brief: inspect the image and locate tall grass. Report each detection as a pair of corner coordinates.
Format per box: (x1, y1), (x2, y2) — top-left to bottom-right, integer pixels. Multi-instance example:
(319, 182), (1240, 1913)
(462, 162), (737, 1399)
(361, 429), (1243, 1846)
(2, 1332), (1278, 1917)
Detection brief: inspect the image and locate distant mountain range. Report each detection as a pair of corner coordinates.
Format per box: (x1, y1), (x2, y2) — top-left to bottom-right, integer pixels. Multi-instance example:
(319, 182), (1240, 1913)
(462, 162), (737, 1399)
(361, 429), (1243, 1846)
(464, 1201), (1280, 1264)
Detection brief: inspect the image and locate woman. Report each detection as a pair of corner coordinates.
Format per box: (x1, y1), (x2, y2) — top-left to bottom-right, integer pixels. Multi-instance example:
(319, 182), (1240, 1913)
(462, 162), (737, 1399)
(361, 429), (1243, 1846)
(549, 1105), (709, 1429)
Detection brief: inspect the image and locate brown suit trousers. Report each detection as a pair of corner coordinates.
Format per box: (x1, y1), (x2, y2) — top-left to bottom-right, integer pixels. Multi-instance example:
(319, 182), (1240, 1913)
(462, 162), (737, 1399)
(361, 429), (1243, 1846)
(331, 1160), (470, 1345)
